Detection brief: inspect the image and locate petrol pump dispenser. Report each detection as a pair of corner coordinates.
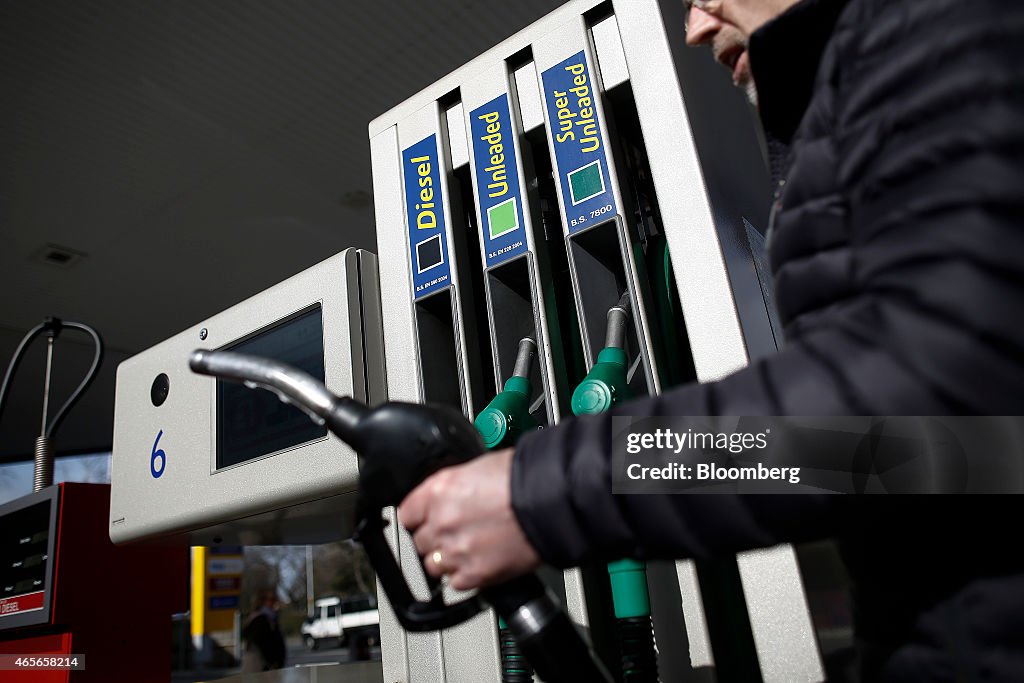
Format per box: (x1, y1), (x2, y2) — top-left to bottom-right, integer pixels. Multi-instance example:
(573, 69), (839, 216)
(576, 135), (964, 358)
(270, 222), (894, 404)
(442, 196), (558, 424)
(0, 318), (187, 683)
(372, 2), (824, 680)
(572, 296), (659, 683)
(0, 484), (187, 683)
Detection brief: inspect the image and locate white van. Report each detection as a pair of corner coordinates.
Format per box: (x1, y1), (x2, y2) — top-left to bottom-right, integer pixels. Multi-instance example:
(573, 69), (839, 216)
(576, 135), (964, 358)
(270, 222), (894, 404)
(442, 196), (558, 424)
(300, 595), (380, 658)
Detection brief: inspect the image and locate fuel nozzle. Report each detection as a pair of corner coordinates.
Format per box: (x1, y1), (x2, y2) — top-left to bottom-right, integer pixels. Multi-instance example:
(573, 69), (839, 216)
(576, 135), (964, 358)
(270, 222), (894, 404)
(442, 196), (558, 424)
(474, 337), (539, 449)
(473, 337), (542, 682)
(190, 348), (613, 683)
(189, 349), (369, 444)
(566, 297), (659, 682)
(571, 293), (633, 415)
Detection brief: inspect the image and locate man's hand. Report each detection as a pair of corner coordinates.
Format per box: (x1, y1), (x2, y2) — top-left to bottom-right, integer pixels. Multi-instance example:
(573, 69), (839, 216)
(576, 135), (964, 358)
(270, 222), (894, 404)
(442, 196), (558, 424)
(397, 447), (541, 591)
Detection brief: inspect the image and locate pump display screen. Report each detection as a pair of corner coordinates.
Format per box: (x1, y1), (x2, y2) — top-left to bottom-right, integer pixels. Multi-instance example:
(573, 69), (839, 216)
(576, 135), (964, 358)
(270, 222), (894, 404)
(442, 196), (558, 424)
(0, 500), (51, 627)
(216, 304), (328, 469)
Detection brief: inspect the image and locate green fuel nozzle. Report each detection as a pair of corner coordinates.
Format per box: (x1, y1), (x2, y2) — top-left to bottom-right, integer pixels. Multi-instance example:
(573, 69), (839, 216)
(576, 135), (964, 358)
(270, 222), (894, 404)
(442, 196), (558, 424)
(474, 337), (540, 449)
(475, 342), (541, 682)
(569, 295), (660, 682)
(571, 294), (633, 416)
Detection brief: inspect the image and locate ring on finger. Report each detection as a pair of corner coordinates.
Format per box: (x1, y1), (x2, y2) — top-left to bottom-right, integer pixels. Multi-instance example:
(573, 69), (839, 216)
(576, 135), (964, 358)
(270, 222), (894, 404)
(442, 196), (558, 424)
(431, 550), (447, 572)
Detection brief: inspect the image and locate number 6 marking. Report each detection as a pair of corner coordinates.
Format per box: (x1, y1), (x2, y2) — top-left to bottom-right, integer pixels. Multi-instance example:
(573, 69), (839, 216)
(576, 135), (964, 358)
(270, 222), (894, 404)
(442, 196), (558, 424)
(151, 430), (166, 478)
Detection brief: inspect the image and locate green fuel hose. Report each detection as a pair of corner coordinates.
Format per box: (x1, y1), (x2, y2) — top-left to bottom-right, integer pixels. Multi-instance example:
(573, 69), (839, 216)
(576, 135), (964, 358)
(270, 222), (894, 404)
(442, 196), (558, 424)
(498, 616), (534, 682)
(572, 295), (660, 683)
(475, 337), (540, 682)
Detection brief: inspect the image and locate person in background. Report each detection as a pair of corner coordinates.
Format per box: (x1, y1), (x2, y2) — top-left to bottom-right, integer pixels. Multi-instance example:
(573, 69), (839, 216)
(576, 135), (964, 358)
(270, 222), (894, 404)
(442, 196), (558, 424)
(398, 0), (1024, 680)
(241, 590), (286, 672)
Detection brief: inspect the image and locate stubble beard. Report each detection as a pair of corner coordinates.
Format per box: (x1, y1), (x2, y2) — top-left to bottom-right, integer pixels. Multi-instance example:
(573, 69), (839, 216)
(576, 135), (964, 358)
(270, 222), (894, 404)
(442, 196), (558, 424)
(712, 27), (759, 108)
(741, 77), (758, 107)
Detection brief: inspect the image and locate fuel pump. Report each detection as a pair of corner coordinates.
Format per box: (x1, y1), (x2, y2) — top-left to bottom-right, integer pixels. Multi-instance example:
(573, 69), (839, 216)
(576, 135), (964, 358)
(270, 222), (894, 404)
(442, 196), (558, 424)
(572, 295), (659, 683)
(189, 349), (613, 683)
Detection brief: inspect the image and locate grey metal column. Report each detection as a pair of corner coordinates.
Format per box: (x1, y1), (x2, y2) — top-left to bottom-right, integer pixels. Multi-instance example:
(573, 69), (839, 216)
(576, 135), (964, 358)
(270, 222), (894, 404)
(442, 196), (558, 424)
(461, 64), (596, 636)
(462, 68), (563, 426)
(369, 125), (417, 683)
(591, 13), (717, 679)
(532, 15), (664, 397)
(372, 104), (502, 681)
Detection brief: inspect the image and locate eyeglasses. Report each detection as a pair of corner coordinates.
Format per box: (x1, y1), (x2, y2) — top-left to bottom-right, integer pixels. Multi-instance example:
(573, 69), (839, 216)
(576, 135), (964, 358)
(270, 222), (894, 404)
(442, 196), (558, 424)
(683, 0), (720, 28)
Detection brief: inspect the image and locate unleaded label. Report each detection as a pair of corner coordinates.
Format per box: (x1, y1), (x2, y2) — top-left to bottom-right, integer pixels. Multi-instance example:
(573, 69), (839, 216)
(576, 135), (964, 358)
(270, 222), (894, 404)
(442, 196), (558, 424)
(470, 94), (528, 268)
(541, 52), (618, 234)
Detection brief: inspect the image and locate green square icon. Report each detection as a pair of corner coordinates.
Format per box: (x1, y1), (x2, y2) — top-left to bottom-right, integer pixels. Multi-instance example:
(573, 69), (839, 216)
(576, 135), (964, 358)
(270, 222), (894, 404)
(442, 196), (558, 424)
(568, 161), (605, 205)
(487, 198), (519, 239)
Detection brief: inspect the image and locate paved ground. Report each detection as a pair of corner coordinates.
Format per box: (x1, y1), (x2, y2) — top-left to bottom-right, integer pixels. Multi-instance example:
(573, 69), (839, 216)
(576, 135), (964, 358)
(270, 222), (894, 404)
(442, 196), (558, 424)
(171, 636), (382, 683)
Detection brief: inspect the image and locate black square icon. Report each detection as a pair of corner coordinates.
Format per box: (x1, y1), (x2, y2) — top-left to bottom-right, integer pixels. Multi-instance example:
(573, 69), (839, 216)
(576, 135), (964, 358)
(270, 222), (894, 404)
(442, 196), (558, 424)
(416, 234), (444, 273)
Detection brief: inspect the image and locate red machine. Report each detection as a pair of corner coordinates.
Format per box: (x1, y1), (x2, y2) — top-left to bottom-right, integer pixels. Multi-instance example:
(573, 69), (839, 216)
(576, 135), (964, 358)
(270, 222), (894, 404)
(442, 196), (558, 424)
(0, 483), (188, 682)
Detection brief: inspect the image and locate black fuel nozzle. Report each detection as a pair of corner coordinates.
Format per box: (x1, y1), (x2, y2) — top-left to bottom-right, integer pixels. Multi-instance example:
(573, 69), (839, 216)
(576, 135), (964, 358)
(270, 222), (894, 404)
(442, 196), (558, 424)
(190, 349), (485, 628)
(189, 349), (613, 683)
(190, 348), (365, 438)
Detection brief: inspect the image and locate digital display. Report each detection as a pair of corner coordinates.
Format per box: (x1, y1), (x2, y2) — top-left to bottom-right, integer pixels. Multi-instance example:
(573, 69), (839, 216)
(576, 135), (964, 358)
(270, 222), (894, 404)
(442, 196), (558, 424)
(216, 305), (328, 470)
(0, 501), (51, 628)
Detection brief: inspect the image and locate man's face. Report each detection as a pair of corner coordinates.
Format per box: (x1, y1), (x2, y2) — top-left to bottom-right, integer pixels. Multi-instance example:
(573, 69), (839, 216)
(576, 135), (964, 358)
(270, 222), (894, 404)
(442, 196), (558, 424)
(685, 0), (800, 104)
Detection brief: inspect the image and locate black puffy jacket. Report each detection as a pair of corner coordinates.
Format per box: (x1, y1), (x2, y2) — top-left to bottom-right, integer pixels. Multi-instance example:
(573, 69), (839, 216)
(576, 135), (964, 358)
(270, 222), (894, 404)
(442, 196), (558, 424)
(511, 0), (1024, 679)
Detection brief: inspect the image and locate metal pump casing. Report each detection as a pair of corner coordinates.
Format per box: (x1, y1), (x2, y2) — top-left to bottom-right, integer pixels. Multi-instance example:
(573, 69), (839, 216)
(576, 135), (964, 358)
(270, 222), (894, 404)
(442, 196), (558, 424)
(109, 249), (384, 547)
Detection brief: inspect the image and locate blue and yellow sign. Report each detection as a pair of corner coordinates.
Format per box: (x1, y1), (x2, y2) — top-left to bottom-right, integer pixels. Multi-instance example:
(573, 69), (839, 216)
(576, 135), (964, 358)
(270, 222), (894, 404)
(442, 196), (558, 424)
(403, 135), (452, 300)
(470, 94), (528, 268)
(542, 52), (618, 234)
(191, 545), (244, 638)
